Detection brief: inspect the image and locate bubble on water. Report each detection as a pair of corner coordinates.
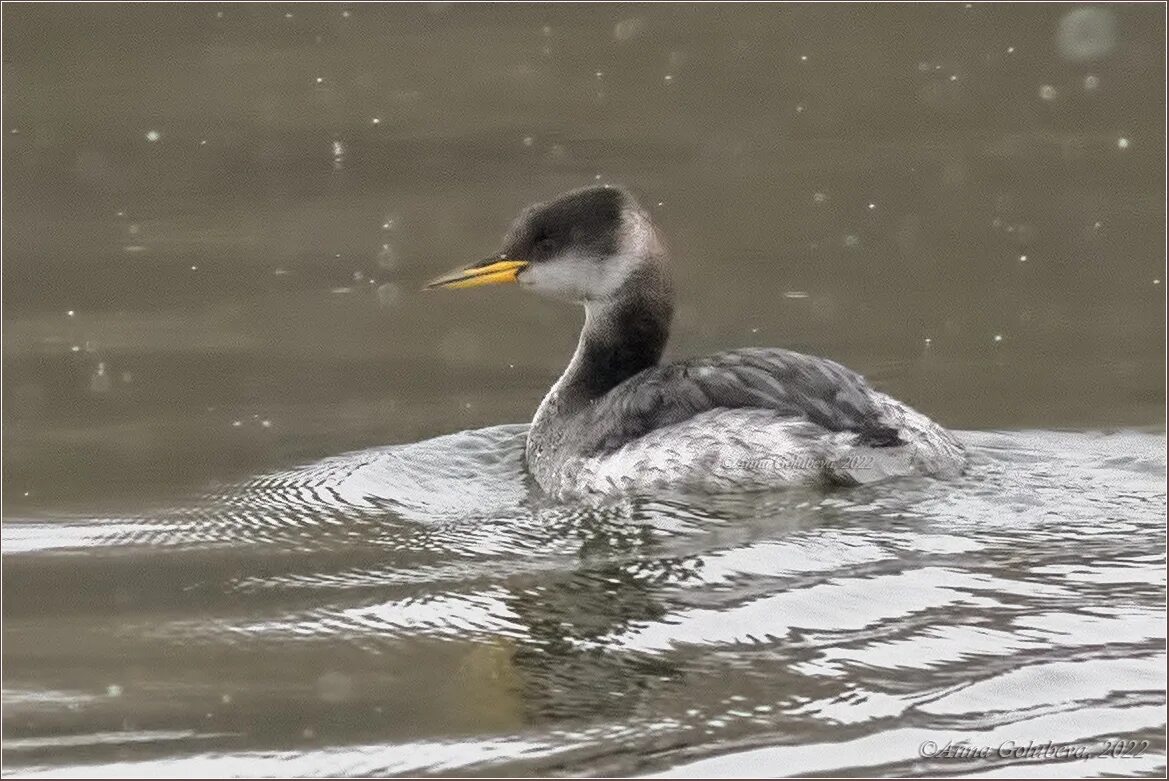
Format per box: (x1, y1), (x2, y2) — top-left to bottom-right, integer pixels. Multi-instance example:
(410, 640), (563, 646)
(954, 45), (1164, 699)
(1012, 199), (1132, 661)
(1038, 84), (1058, 101)
(260, 419), (272, 428)
(813, 192), (827, 203)
(1154, 279), (1162, 286)
(799, 55), (808, 62)
(284, 12), (294, 19)
(145, 130), (161, 142)
(594, 71), (604, 79)
(315, 76), (324, 85)
(302, 728), (315, 739)
(371, 117), (381, 125)
(332, 139), (345, 169)
(67, 310), (75, 317)
(1006, 46), (1015, 54)
(190, 265), (198, 271)
(1083, 74), (1100, 91)
(116, 210), (124, 217)
(352, 270), (365, 282)
(522, 135), (534, 147)
(843, 234), (860, 248)
(924, 337), (932, 346)
(70, 345), (81, 353)
(542, 24), (552, 36)
(1057, 7), (1117, 62)
(949, 74), (959, 82)
(1019, 254), (1027, 262)
(342, 10), (351, 18)
(664, 74), (674, 83)
(917, 61), (932, 72)
(613, 17), (645, 43)
(867, 202), (876, 210)
(993, 334), (1004, 343)
(795, 103), (806, 113)
(594, 173), (602, 181)
(106, 685), (123, 697)
(221, 694), (233, 704)
(232, 420), (242, 428)
(1117, 137), (1130, 150)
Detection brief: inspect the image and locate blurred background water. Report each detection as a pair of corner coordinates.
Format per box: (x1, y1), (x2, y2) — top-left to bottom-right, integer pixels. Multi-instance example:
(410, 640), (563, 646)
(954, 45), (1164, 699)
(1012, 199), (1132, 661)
(2, 3), (1165, 778)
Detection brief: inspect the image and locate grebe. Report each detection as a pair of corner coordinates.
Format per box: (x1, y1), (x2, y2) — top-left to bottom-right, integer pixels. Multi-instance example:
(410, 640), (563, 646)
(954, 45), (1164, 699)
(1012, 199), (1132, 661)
(428, 186), (966, 499)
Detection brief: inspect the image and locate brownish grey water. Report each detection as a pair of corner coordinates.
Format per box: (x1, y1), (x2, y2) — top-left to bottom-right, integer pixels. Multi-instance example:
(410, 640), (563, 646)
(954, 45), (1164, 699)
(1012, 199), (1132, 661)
(2, 3), (1166, 778)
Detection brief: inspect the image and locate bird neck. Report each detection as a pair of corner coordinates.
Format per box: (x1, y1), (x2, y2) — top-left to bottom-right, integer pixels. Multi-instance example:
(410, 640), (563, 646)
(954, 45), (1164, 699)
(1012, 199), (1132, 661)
(560, 262), (673, 406)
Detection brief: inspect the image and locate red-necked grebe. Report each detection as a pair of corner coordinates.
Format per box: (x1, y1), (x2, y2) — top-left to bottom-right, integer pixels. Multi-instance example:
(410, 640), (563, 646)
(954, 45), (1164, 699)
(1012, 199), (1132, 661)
(428, 186), (966, 499)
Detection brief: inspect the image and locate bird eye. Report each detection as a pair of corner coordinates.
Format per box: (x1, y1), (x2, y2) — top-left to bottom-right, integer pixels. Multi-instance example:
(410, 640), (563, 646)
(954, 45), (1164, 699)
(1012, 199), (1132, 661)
(534, 237), (558, 256)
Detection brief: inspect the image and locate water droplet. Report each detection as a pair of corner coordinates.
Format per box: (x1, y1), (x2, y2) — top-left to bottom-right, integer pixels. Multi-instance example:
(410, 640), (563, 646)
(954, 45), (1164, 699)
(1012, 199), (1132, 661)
(232, 420), (242, 428)
(70, 345), (81, 353)
(190, 265), (198, 271)
(799, 55), (808, 62)
(949, 74), (959, 82)
(867, 202), (876, 210)
(613, 17), (644, 42)
(260, 419), (272, 428)
(1006, 46), (1015, 54)
(1154, 279), (1162, 286)
(664, 74), (674, 82)
(1019, 254), (1027, 262)
(66, 310), (75, 317)
(376, 283), (401, 308)
(993, 334), (1004, 343)
(1057, 7), (1117, 62)
(377, 243), (397, 270)
(315, 76), (324, 84)
(371, 117), (380, 125)
(924, 337), (932, 346)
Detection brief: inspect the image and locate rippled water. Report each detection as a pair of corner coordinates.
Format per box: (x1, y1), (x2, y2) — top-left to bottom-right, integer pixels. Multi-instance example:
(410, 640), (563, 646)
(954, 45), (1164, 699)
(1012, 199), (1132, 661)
(3, 427), (1164, 777)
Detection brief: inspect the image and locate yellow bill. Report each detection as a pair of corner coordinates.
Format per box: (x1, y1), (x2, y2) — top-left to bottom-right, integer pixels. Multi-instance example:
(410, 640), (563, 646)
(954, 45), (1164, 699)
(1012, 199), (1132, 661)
(426, 259), (529, 290)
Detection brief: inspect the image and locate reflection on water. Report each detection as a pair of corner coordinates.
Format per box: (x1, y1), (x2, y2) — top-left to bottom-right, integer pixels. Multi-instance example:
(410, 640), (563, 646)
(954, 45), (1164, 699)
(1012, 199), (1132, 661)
(2, 2), (1165, 778)
(3, 428), (1165, 776)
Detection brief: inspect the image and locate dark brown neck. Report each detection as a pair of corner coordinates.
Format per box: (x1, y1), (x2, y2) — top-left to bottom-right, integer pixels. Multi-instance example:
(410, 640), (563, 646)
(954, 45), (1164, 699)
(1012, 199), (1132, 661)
(563, 263), (673, 403)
